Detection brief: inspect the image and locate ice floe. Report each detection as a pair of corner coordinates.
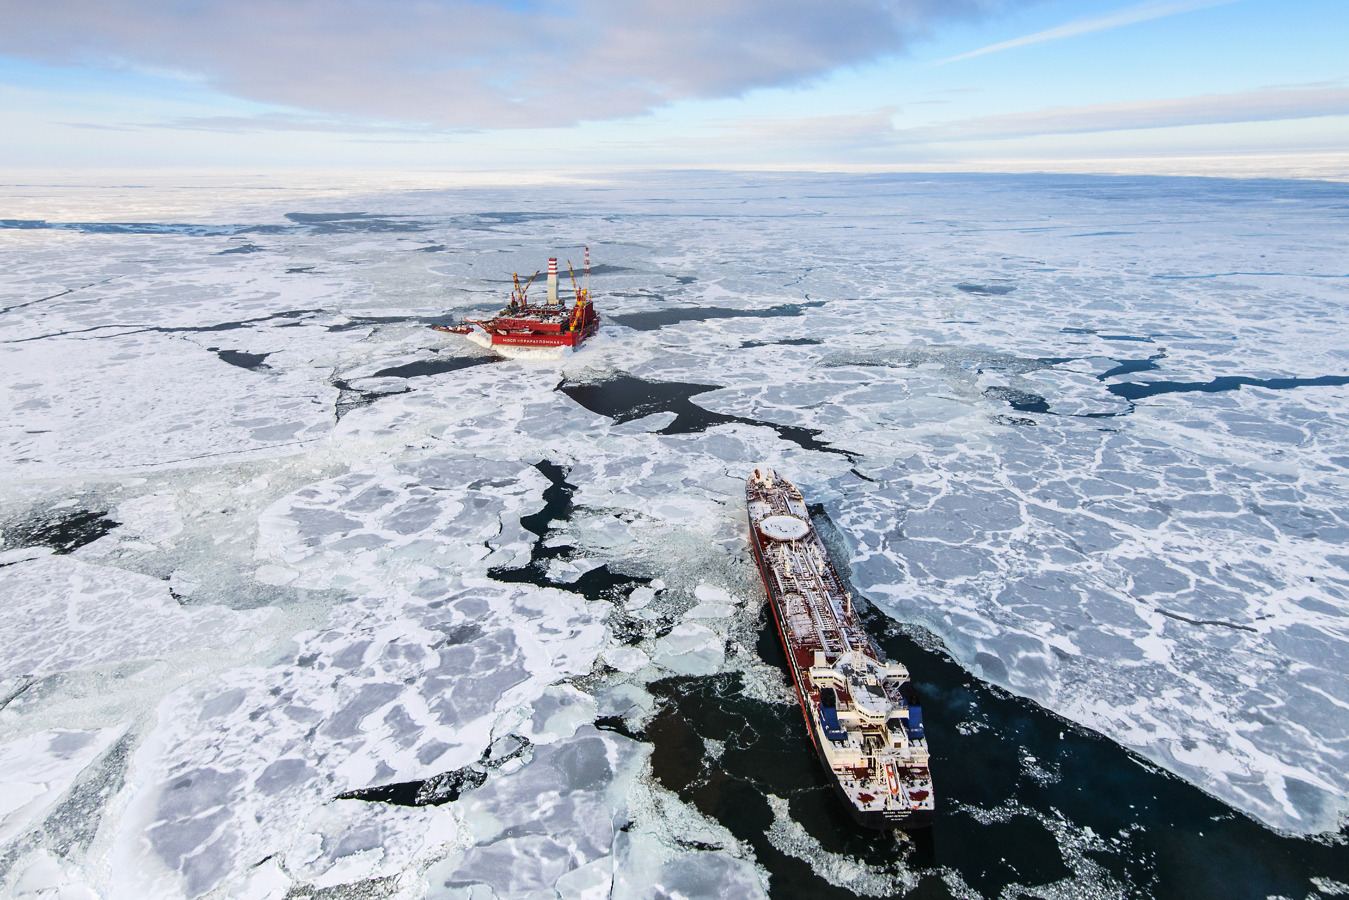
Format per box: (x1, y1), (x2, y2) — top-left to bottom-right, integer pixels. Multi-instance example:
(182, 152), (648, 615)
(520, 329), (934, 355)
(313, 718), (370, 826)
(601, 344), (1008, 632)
(3, 172), (1348, 899)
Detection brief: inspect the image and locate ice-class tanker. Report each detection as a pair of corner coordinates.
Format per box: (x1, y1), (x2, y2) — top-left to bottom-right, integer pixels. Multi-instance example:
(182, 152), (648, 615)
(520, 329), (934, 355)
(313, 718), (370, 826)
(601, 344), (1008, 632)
(746, 468), (934, 829)
(435, 249), (599, 351)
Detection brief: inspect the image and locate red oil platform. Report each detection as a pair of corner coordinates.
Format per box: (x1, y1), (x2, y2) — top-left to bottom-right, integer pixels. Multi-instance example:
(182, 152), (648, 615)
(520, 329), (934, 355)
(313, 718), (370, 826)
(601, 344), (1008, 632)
(435, 249), (599, 351)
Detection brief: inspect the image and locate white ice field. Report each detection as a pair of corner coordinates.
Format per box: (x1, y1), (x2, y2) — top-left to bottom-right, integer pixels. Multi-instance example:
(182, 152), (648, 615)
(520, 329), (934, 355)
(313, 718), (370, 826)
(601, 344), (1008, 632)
(1, 172), (1347, 898)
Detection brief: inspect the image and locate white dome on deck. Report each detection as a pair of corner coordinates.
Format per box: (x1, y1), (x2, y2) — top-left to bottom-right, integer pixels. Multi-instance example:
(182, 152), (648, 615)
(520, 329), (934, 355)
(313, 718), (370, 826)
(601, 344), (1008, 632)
(759, 515), (809, 541)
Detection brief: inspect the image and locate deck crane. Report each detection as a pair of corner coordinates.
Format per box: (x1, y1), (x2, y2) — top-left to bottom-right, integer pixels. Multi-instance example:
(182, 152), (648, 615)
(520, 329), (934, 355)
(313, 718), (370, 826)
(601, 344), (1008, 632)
(511, 270), (540, 310)
(566, 260), (586, 305)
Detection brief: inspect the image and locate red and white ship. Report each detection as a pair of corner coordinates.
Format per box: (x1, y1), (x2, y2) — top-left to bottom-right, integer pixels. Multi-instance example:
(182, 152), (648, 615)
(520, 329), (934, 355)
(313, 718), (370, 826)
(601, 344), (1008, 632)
(747, 468), (935, 829)
(447, 250), (599, 353)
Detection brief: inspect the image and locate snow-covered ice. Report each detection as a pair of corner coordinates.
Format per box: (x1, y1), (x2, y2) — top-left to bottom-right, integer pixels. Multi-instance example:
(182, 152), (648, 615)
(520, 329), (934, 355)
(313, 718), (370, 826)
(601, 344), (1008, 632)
(2, 172), (1348, 897)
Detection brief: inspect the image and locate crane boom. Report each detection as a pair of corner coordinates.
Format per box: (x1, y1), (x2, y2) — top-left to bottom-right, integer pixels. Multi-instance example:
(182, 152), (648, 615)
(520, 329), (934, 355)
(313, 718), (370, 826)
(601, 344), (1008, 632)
(567, 260), (583, 304)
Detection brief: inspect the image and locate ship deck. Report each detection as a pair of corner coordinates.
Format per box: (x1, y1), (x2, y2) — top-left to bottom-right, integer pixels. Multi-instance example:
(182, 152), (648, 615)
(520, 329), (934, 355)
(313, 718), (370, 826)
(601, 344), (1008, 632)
(763, 539), (866, 659)
(747, 468), (935, 830)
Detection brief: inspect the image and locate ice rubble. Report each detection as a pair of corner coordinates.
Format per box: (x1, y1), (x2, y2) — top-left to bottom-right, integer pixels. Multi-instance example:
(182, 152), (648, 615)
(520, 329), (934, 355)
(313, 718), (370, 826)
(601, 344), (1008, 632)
(0, 729), (123, 847)
(2, 173), (1348, 897)
(0, 557), (269, 678)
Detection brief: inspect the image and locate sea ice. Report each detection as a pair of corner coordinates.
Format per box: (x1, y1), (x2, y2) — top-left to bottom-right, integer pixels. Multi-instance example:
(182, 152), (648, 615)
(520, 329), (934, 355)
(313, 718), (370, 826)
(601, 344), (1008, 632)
(3, 172), (1348, 900)
(0, 729), (122, 846)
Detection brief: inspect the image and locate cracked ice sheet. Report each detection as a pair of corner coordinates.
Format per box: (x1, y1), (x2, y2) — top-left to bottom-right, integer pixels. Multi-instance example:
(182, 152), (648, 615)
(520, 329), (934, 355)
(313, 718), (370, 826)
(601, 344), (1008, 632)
(537, 327), (1349, 835)
(101, 450), (766, 898)
(553, 341), (1349, 835)
(519, 197), (1349, 836)
(744, 338), (1349, 835)
(2, 213), (778, 890)
(111, 576), (602, 898)
(2, 331), (333, 474)
(0, 226), (475, 478)
(2, 432), (766, 895)
(3, 173), (1349, 899)
(0, 556), (273, 679)
(0, 728), (123, 846)
(829, 408), (1349, 834)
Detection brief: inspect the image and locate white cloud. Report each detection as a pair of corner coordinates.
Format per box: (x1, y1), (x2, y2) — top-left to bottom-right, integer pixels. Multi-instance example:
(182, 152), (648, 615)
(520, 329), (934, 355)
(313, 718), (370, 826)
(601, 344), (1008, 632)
(148, 113), (435, 135)
(646, 86), (1349, 162)
(893, 86), (1349, 142)
(0, 0), (1022, 129)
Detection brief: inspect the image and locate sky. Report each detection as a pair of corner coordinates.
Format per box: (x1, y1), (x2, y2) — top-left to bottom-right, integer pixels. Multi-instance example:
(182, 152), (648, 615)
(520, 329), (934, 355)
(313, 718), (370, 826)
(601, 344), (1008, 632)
(0, 0), (1347, 176)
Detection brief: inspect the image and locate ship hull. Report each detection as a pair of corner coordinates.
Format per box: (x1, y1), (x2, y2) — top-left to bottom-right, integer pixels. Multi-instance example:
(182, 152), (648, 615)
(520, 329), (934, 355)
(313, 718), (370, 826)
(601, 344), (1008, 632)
(752, 525), (933, 830)
(749, 523), (818, 751)
(746, 468), (934, 830)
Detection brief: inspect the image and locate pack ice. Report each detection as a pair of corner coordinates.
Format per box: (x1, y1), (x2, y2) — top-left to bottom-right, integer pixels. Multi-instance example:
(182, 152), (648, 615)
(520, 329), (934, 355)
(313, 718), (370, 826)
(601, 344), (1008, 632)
(1, 172), (1346, 898)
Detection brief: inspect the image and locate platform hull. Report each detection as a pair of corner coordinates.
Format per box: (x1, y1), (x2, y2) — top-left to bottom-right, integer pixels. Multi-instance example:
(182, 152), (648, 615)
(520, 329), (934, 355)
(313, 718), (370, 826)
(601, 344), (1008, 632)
(488, 318), (597, 348)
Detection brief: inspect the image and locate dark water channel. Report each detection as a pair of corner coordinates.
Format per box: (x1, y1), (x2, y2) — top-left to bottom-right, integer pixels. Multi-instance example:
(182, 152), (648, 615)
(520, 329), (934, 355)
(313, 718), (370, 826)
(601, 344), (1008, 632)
(741, 338), (824, 349)
(212, 348), (270, 370)
(608, 300), (824, 332)
(647, 600), (1349, 900)
(1109, 373), (1349, 401)
(331, 353), (496, 419)
(372, 355), (496, 379)
(487, 460), (651, 604)
(955, 284), (1015, 296)
(559, 374), (854, 460)
(337, 738), (531, 809)
(984, 349), (1349, 420)
(1, 507), (120, 556)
